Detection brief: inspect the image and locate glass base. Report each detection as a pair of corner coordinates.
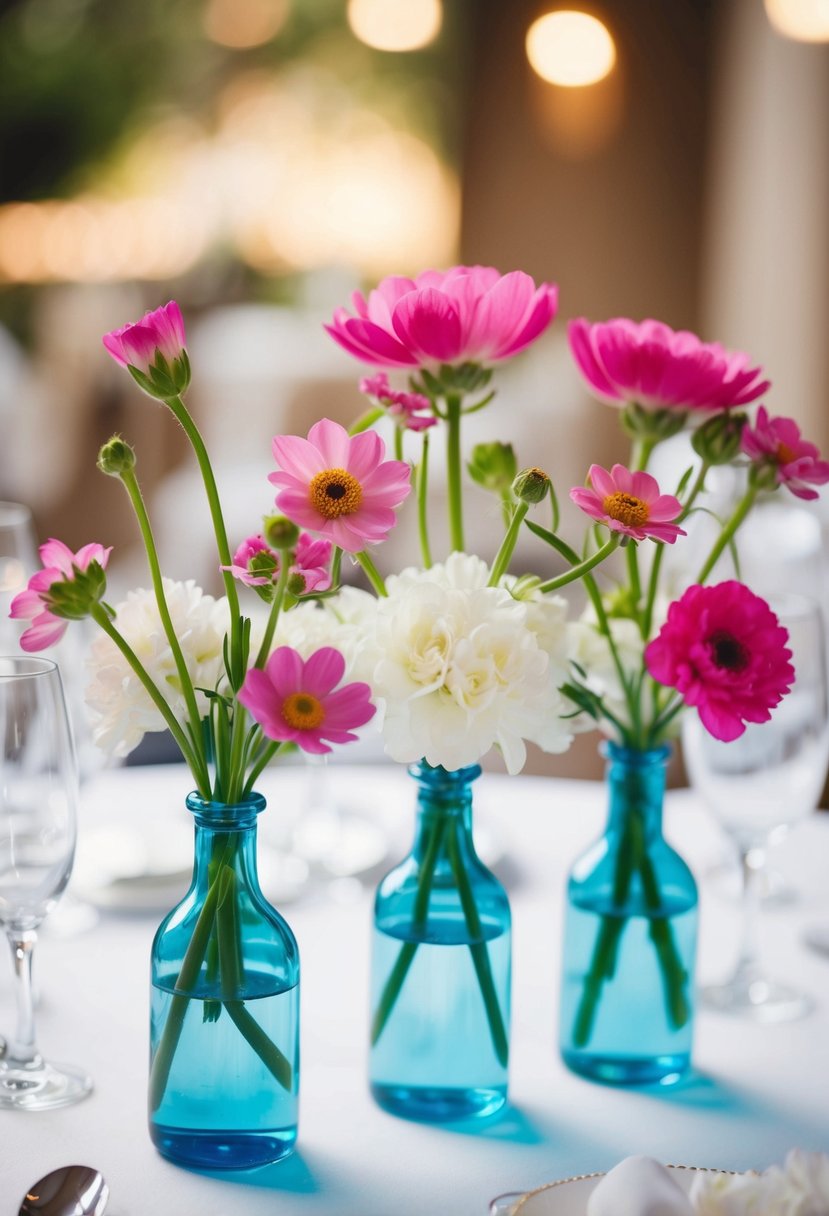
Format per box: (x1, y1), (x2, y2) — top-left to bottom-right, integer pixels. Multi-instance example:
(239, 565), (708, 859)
(701, 970), (812, 1023)
(0, 1055), (93, 1110)
(371, 1081), (506, 1122)
(150, 1122), (297, 1170)
(561, 1048), (690, 1087)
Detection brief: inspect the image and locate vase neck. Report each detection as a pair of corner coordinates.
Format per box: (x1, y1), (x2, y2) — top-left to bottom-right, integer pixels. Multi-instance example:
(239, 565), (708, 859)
(408, 761), (480, 855)
(187, 791), (265, 893)
(602, 743), (670, 841)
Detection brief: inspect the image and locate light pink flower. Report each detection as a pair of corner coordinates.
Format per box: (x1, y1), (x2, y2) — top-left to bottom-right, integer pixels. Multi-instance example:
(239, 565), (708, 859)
(360, 373), (436, 432)
(10, 538), (112, 652)
(223, 533), (332, 593)
(102, 301), (186, 373)
(645, 581), (794, 742)
(741, 407), (829, 501)
(238, 645), (375, 754)
(325, 266), (558, 370)
(269, 418), (411, 553)
(570, 464), (686, 543)
(568, 317), (769, 413)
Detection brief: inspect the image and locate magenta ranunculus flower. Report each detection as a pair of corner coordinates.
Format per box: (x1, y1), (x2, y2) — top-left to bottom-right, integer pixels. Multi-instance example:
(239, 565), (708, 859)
(223, 533), (332, 594)
(568, 317), (769, 413)
(269, 418), (411, 553)
(10, 538), (112, 652)
(570, 464), (686, 544)
(238, 645), (375, 754)
(360, 373), (436, 432)
(644, 581), (794, 742)
(325, 266), (558, 370)
(741, 407), (829, 501)
(103, 301), (189, 398)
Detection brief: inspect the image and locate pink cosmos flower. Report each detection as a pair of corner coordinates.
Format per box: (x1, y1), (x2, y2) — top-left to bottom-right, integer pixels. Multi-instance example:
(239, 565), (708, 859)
(269, 418), (411, 553)
(325, 266), (558, 370)
(645, 581), (794, 742)
(570, 464), (686, 543)
(568, 318), (769, 413)
(223, 533), (332, 593)
(102, 301), (186, 374)
(360, 373), (436, 432)
(10, 538), (112, 652)
(741, 407), (829, 501)
(238, 645), (375, 754)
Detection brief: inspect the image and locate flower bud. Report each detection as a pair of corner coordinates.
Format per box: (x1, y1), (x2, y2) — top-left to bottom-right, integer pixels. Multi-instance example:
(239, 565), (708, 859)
(287, 571), (307, 596)
(512, 466), (550, 504)
(467, 442), (518, 493)
(622, 403), (688, 443)
(691, 412), (747, 466)
(97, 435), (137, 477)
(263, 514), (300, 550)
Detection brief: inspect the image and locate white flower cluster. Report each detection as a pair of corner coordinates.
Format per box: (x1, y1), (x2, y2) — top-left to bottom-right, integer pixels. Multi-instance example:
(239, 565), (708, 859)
(85, 579), (228, 757)
(362, 553), (574, 775)
(690, 1151), (829, 1216)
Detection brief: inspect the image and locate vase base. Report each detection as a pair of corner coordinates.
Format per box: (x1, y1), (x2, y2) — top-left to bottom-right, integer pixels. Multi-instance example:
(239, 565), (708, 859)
(371, 1081), (506, 1122)
(150, 1122), (297, 1170)
(561, 1049), (690, 1087)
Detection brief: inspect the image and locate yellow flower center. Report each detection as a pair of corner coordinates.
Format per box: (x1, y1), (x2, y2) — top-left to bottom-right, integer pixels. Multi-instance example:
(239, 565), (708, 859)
(309, 468), (363, 519)
(776, 441), (797, 465)
(281, 692), (326, 730)
(602, 491), (649, 528)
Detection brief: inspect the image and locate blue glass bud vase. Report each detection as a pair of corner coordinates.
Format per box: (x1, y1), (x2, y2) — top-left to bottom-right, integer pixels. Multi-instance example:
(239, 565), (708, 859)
(370, 761), (511, 1122)
(149, 791), (300, 1169)
(559, 743), (698, 1086)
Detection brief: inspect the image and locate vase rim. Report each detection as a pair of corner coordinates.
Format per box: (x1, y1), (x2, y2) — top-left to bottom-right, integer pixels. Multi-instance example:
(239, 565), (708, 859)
(407, 760), (483, 784)
(600, 740), (672, 764)
(185, 790), (266, 828)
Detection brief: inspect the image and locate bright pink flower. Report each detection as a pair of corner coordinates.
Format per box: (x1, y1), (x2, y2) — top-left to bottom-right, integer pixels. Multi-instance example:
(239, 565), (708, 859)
(102, 301), (186, 373)
(223, 533), (332, 593)
(325, 266), (558, 370)
(568, 317), (769, 413)
(741, 407), (829, 501)
(360, 373), (436, 432)
(238, 645), (375, 754)
(645, 581), (794, 742)
(570, 464), (686, 544)
(10, 538), (112, 652)
(269, 418), (411, 553)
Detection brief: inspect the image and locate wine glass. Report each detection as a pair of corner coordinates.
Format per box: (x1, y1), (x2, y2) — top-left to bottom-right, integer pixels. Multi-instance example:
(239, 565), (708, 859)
(0, 501), (38, 650)
(0, 656), (93, 1108)
(683, 594), (829, 1022)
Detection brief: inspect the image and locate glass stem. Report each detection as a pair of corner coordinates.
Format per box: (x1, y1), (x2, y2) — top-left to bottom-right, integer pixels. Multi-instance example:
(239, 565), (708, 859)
(736, 845), (765, 975)
(9, 931), (38, 1063)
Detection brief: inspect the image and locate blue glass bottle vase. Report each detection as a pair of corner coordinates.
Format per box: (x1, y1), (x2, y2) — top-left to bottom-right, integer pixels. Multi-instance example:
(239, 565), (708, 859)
(369, 761), (511, 1122)
(149, 791), (299, 1169)
(559, 743), (698, 1086)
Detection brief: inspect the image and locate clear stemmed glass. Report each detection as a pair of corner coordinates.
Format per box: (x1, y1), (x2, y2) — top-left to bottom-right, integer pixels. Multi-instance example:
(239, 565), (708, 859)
(0, 656), (93, 1108)
(683, 594), (829, 1022)
(0, 501), (39, 650)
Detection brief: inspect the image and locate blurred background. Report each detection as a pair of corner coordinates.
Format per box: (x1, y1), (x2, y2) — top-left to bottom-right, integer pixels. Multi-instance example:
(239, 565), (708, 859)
(2, 0), (828, 776)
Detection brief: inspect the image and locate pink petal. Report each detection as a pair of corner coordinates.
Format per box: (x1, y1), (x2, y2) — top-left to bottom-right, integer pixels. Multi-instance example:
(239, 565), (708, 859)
(647, 494), (683, 521)
(75, 543), (112, 571)
(629, 470), (660, 502)
(302, 647), (346, 698)
(569, 487), (603, 519)
(272, 433), (327, 481)
(9, 588), (43, 619)
(568, 320), (622, 402)
(20, 612), (67, 652)
(586, 464), (615, 498)
(345, 429), (384, 481)
(273, 492), (321, 532)
(392, 288), (463, 362)
(343, 318), (419, 367)
(307, 419), (350, 468)
(264, 646), (304, 696)
(322, 684), (376, 729)
(39, 538), (75, 577)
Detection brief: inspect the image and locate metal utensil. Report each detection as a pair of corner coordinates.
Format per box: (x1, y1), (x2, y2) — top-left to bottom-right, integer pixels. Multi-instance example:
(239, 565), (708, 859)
(19, 1165), (109, 1216)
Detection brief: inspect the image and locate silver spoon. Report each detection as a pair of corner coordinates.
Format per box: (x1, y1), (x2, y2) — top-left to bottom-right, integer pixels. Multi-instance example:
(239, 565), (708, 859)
(19, 1165), (109, 1216)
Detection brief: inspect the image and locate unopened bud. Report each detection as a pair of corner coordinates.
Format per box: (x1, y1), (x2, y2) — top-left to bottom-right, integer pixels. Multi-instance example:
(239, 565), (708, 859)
(97, 435), (136, 477)
(263, 514), (300, 550)
(467, 441), (518, 493)
(512, 466), (550, 504)
(622, 403), (688, 443)
(691, 411), (747, 466)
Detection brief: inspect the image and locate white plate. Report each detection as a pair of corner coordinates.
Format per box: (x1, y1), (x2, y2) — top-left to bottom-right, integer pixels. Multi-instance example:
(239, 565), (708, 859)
(494, 1166), (730, 1215)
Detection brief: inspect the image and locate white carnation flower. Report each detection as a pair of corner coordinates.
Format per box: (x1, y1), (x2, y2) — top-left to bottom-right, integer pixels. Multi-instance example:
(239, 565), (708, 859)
(366, 556), (573, 774)
(274, 586), (377, 684)
(85, 579), (229, 757)
(690, 1152), (829, 1216)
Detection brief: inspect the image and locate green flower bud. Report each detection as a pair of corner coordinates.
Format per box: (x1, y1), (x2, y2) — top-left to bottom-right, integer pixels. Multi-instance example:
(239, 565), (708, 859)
(691, 411), (747, 466)
(512, 466), (550, 504)
(263, 514), (300, 550)
(622, 403), (688, 443)
(287, 571), (307, 596)
(97, 435), (137, 477)
(467, 441), (518, 493)
(128, 349), (191, 401)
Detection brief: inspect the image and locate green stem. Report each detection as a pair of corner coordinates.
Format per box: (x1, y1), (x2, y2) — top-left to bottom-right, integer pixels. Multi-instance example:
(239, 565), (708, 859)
(225, 1001), (293, 1091)
(330, 545), (343, 589)
(254, 559), (291, 669)
(634, 437), (656, 471)
(417, 432), (433, 569)
(500, 490), (513, 530)
(643, 461), (710, 638)
(90, 603), (207, 793)
(627, 542), (642, 617)
(348, 406), (384, 435)
(487, 502), (529, 586)
(393, 426), (404, 462)
(445, 393), (465, 552)
(242, 740), (281, 797)
(636, 832), (691, 1030)
(536, 536), (619, 593)
(696, 484), (757, 585)
(355, 549), (387, 597)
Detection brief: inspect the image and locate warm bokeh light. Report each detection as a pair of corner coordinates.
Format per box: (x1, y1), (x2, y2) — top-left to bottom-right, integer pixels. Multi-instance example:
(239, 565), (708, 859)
(526, 10), (616, 87)
(347, 0), (442, 52)
(764, 0), (829, 41)
(204, 0), (290, 48)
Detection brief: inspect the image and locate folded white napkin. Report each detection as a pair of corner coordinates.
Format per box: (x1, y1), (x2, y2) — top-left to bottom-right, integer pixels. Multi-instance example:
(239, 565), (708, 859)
(587, 1156), (694, 1216)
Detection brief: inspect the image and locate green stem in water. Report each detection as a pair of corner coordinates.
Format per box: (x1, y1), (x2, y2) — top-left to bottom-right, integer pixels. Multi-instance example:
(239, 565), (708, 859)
(445, 393), (465, 552)
(355, 549), (387, 597)
(536, 536), (619, 594)
(417, 432), (433, 569)
(696, 484), (757, 585)
(487, 502), (529, 586)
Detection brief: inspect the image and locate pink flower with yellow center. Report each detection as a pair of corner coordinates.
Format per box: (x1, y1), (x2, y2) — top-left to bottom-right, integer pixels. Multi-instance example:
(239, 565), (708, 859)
(269, 418), (411, 553)
(10, 538), (112, 652)
(360, 373), (436, 432)
(741, 407), (829, 501)
(223, 533), (332, 593)
(326, 265), (558, 370)
(570, 464), (686, 544)
(645, 581), (794, 742)
(237, 646), (375, 754)
(568, 317), (769, 413)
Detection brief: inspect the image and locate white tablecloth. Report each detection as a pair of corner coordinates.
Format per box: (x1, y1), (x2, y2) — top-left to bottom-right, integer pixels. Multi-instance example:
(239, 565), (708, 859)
(1, 763), (828, 1216)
